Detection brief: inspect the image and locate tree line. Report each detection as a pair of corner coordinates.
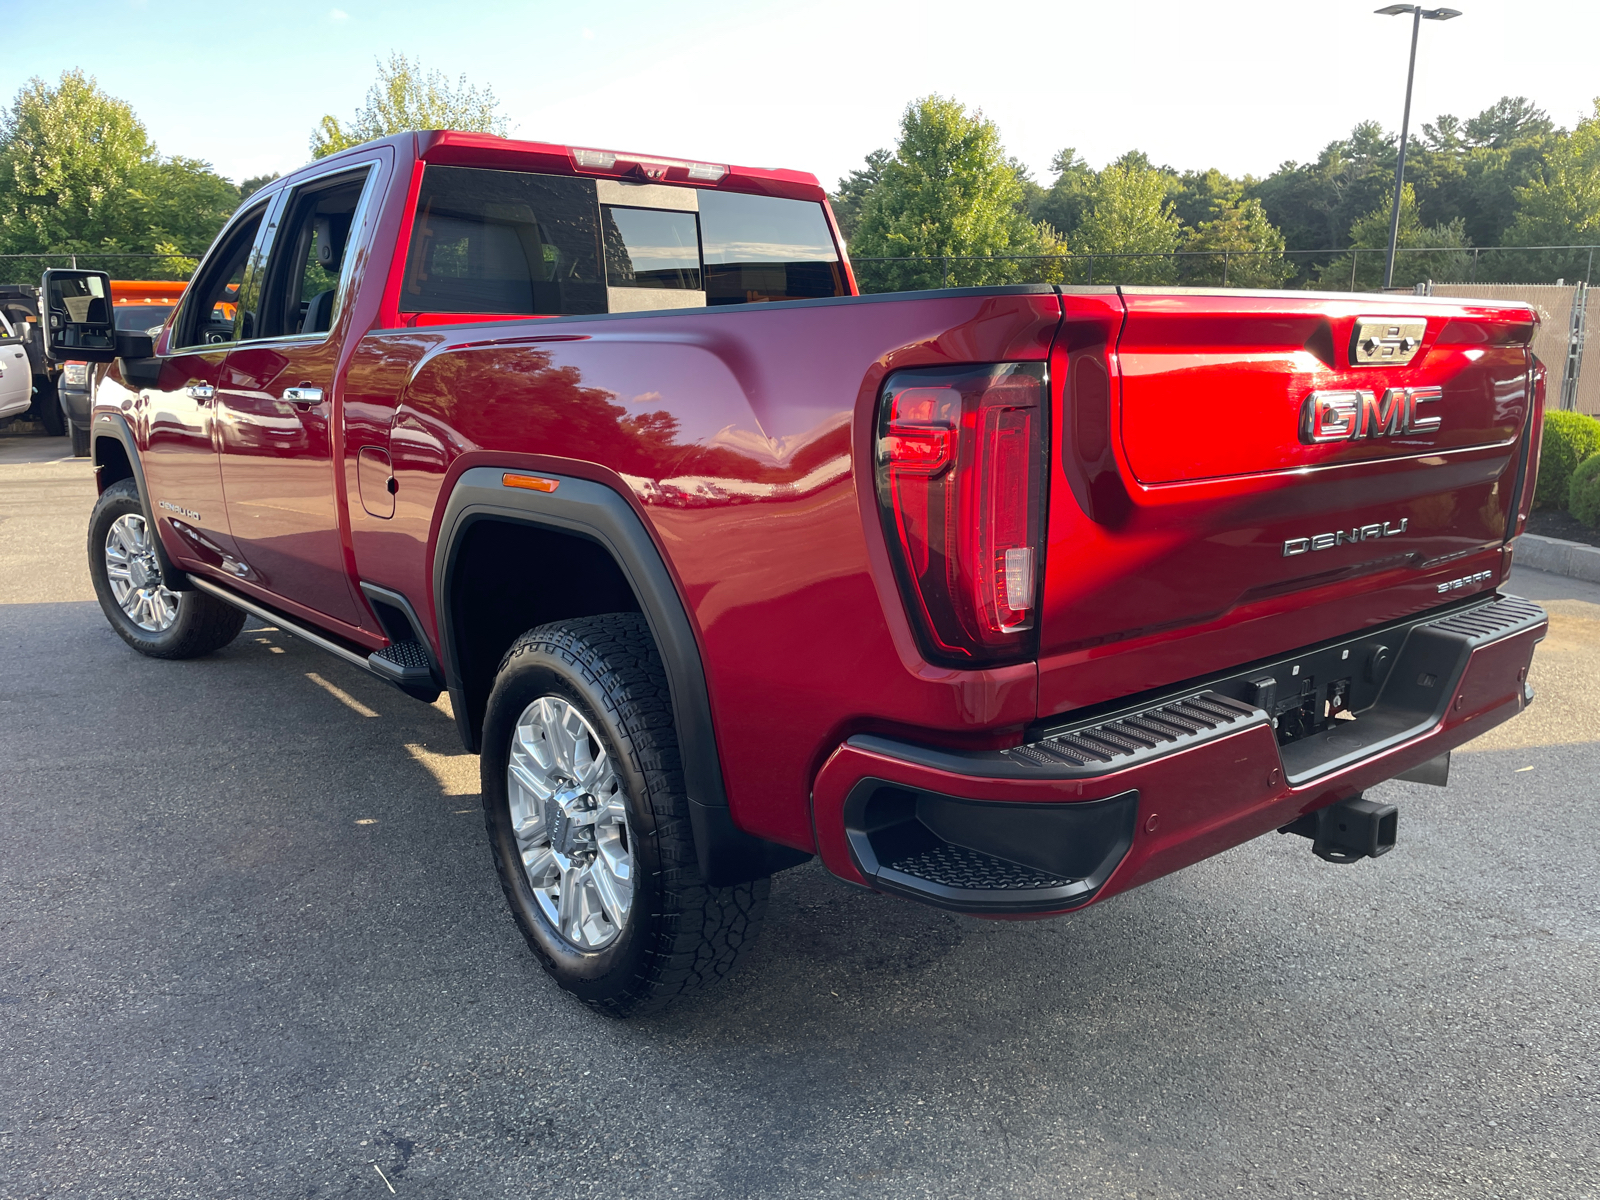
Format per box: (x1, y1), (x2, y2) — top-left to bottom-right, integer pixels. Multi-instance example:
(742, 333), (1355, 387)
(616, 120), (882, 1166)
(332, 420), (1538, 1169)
(5, 65), (1598, 292)
(0, 58), (502, 284)
(835, 94), (1600, 291)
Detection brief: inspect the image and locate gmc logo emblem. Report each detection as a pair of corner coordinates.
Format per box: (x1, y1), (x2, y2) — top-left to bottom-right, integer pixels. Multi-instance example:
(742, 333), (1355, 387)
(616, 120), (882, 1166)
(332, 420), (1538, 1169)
(1300, 387), (1444, 444)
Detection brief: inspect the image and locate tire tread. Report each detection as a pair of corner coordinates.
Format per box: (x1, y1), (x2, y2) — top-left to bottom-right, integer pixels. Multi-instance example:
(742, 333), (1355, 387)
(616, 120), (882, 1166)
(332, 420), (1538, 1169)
(488, 613), (768, 1017)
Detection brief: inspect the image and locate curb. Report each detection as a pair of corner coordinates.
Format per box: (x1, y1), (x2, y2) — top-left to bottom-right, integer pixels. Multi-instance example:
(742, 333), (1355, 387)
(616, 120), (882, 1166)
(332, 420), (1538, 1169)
(1515, 532), (1600, 583)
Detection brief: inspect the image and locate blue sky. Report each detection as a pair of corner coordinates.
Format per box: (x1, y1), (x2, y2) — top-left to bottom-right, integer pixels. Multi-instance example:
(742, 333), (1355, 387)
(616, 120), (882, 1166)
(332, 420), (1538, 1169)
(5, 0), (1598, 190)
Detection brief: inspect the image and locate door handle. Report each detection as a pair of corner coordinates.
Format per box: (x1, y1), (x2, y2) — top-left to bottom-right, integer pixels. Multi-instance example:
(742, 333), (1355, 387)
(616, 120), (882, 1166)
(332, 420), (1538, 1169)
(283, 386), (324, 408)
(186, 383), (215, 402)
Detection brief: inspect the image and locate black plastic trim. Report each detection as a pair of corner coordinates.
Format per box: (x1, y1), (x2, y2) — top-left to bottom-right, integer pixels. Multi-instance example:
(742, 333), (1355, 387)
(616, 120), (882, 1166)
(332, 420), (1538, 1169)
(358, 581), (444, 699)
(844, 780), (1139, 914)
(90, 411), (190, 590)
(433, 466), (810, 884)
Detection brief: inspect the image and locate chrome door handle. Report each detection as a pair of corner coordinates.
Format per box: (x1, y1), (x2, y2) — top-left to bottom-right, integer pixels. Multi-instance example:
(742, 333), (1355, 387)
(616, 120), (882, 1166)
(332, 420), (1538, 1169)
(283, 386), (324, 407)
(186, 383), (215, 402)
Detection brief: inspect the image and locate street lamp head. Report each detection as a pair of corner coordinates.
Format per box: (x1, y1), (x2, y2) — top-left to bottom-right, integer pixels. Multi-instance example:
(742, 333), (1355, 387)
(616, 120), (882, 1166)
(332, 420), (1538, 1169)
(1375, 5), (1462, 17)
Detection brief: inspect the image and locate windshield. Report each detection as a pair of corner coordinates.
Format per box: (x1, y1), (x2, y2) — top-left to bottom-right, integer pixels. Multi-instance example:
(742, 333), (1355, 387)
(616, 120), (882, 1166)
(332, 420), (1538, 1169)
(114, 304), (175, 333)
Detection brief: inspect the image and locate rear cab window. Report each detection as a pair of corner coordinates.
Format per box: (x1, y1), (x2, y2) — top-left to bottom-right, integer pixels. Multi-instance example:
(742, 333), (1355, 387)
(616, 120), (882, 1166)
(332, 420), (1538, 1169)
(397, 165), (846, 325)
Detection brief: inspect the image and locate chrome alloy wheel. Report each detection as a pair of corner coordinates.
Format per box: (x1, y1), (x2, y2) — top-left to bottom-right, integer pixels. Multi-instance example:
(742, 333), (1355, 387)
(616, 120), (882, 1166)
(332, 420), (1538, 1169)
(507, 695), (634, 950)
(104, 513), (178, 633)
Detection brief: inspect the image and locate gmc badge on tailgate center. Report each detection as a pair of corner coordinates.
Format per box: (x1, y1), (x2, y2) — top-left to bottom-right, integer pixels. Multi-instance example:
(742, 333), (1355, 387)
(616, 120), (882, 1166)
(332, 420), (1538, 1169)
(1300, 387), (1444, 444)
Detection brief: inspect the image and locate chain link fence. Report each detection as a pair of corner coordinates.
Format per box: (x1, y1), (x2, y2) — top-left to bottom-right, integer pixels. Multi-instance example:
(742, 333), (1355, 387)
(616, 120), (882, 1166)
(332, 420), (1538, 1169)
(850, 245), (1600, 295)
(0, 252), (199, 286)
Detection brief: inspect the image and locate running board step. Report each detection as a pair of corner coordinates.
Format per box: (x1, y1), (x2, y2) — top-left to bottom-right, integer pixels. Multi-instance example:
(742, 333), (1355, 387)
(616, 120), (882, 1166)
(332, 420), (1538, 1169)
(368, 641), (436, 691)
(189, 576), (440, 703)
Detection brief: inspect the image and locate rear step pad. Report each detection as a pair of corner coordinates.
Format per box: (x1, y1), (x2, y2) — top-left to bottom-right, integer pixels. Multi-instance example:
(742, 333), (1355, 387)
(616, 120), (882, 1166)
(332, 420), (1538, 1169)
(1008, 693), (1259, 770)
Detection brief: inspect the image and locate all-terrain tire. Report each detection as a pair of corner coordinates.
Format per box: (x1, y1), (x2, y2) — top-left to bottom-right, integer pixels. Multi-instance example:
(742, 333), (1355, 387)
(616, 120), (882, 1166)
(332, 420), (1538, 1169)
(481, 613), (769, 1018)
(88, 478), (246, 659)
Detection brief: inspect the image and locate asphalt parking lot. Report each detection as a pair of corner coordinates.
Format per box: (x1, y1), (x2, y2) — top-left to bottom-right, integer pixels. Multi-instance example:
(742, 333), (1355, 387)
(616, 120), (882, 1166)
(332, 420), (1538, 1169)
(1, 432), (1596, 1200)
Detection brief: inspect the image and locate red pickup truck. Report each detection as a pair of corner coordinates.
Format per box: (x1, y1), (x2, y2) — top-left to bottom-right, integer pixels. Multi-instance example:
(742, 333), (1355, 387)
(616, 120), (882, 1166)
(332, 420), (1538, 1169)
(43, 130), (1548, 1017)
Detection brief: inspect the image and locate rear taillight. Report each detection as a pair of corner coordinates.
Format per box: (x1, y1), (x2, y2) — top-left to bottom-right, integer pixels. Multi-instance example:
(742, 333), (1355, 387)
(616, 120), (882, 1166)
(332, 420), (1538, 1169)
(874, 363), (1045, 665)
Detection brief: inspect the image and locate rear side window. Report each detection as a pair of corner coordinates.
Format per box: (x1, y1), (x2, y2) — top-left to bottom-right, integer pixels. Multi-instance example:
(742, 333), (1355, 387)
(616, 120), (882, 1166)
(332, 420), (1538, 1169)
(698, 191), (845, 305)
(402, 167), (606, 316)
(399, 165), (845, 319)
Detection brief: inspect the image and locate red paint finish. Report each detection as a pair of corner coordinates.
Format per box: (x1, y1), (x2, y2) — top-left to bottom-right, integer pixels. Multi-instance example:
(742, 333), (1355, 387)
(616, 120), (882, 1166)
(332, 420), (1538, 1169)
(101, 129), (1550, 912)
(1037, 290), (1534, 722)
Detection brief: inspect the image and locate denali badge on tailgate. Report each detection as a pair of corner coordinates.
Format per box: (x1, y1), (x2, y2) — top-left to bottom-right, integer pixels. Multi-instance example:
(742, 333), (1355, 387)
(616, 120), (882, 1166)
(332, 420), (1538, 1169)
(1300, 387), (1443, 444)
(1283, 519), (1408, 557)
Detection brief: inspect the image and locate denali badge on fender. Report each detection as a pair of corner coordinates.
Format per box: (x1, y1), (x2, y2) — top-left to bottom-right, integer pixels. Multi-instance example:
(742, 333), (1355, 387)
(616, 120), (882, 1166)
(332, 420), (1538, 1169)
(1283, 518), (1408, 556)
(1299, 387), (1443, 444)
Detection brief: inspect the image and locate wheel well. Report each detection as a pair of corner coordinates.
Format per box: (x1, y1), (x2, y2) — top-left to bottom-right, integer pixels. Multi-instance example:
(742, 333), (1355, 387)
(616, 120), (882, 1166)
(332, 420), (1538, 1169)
(447, 518), (643, 746)
(93, 433), (133, 492)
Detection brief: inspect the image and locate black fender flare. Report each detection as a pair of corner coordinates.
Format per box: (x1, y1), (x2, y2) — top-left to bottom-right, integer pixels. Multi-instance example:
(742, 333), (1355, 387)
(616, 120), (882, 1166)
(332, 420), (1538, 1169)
(90, 410), (190, 590)
(434, 466), (810, 885)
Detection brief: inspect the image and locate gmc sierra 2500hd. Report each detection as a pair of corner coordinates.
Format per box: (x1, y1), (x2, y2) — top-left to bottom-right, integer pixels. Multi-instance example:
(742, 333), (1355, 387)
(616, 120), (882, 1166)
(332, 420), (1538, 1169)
(43, 130), (1547, 1017)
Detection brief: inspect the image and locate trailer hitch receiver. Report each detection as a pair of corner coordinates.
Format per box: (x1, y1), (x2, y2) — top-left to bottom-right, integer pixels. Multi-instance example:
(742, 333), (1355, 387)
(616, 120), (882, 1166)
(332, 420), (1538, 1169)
(1280, 794), (1398, 864)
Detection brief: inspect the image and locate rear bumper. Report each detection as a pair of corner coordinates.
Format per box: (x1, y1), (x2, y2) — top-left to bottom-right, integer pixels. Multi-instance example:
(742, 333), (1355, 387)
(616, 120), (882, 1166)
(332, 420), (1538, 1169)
(812, 594), (1547, 914)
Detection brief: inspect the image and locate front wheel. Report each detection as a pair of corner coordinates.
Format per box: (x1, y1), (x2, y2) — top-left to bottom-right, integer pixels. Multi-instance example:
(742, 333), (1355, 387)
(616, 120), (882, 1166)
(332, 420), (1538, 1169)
(481, 614), (768, 1017)
(87, 478), (246, 659)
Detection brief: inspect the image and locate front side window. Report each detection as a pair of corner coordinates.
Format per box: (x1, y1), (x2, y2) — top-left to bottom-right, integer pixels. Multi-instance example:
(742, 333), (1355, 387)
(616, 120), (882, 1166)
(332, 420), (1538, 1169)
(254, 168), (372, 339)
(174, 203), (266, 349)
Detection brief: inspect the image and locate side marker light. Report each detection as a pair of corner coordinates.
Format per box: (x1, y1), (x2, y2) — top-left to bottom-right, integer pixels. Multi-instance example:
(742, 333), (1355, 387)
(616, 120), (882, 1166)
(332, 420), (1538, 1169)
(502, 473), (560, 493)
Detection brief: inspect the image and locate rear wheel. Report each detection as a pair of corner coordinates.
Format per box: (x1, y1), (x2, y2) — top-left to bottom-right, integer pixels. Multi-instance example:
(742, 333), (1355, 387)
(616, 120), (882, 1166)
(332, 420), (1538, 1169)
(481, 614), (769, 1017)
(88, 478), (245, 659)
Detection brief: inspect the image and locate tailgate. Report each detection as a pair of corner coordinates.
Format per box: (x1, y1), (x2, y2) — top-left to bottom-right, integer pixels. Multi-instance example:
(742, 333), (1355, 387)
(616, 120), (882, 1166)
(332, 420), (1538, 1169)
(1037, 289), (1538, 720)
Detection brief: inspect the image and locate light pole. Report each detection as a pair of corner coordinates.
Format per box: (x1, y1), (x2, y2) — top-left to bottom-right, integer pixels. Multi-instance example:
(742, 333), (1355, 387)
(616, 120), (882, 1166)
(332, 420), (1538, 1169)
(1375, 5), (1462, 290)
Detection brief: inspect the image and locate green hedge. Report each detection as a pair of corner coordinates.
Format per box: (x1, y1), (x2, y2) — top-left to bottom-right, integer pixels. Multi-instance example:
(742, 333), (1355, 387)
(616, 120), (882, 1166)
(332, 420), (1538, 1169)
(1571, 453), (1600, 527)
(1535, 411), (1600, 508)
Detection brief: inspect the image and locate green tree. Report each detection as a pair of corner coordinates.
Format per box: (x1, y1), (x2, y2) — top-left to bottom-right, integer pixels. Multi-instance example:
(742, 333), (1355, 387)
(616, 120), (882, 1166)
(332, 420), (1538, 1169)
(1031, 147), (1094, 241)
(829, 148), (890, 243)
(1317, 184), (1469, 290)
(0, 70), (238, 282)
(848, 95), (1048, 291)
(240, 173), (279, 200)
(1180, 197), (1294, 288)
(1504, 99), (1600, 282)
(1249, 120), (1398, 281)
(0, 70), (150, 259)
(1408, 97), (1557, 256)
(1070, 160), (1183, 284)
(1169, 167), (1243, 232)
(312, 52), (508, 158)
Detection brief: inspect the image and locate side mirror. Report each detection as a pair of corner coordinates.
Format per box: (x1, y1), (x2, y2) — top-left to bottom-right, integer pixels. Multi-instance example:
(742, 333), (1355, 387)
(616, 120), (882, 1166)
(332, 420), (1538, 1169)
(40, 269), (116, 363)
(17, 321), (31, 344)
